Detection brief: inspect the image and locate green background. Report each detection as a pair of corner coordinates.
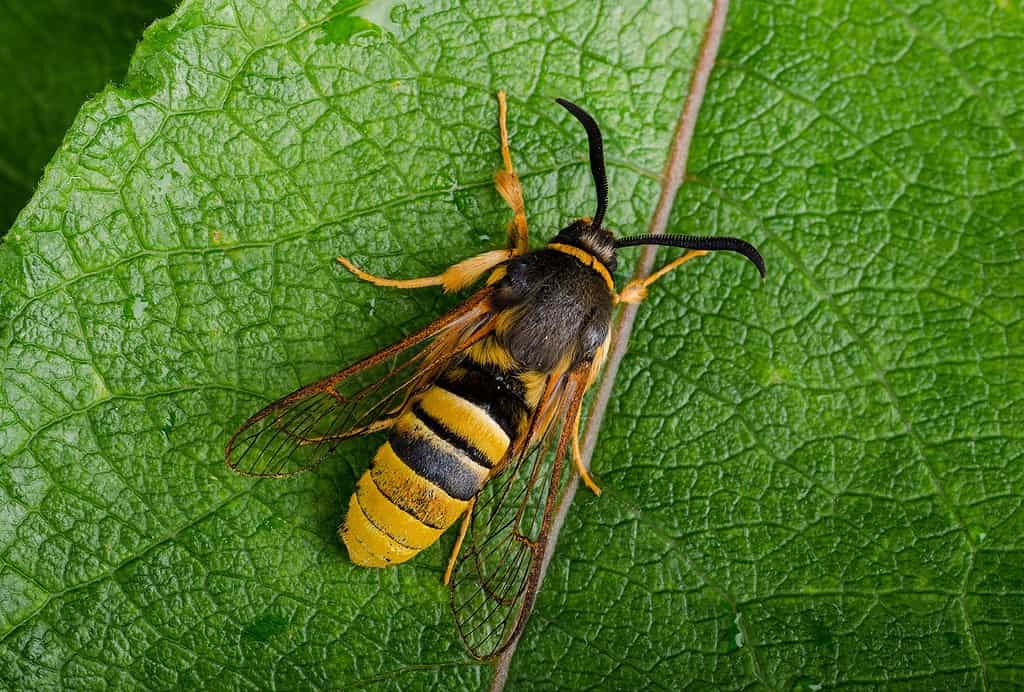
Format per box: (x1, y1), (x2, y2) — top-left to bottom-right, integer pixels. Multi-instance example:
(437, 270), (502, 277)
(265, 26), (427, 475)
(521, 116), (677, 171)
(1, 0), (1021, 689)
(0, 0), (178, 233)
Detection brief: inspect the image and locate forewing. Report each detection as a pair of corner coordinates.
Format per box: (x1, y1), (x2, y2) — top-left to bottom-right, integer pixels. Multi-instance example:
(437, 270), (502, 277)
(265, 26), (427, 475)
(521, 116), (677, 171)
(450, 363), (591, 659)
(226, 288), (495, 477)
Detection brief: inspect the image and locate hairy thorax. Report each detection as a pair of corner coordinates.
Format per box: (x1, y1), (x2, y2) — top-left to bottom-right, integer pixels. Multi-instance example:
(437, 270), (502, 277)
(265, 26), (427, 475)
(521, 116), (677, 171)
(490, 249), (614, 373)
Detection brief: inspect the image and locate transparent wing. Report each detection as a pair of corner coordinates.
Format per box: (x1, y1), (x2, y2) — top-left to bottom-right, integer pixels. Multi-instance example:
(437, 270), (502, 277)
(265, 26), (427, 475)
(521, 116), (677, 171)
(449, 362), (592, 659)
(225, 288), (496, 478)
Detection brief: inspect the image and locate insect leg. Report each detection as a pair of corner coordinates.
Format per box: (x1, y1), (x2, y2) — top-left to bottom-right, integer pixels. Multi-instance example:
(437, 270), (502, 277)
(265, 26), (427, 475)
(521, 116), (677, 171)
(570, 399), (601, 495)
(337, 248), (513, 294)
(443, 497), (476, 585)
(617, 250), (709, 304)
(495, 91), (529, 255)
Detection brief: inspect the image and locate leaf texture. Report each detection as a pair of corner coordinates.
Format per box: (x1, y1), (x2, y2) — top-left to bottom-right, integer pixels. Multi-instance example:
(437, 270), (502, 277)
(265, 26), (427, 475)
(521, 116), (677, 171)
(0, 0), (1022, 689)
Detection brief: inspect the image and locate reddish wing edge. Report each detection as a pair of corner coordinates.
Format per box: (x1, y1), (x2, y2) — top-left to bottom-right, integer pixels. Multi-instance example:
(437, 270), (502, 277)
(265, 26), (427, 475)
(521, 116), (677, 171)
(225, 287), (497, 478)
(450, 361), (592, 659)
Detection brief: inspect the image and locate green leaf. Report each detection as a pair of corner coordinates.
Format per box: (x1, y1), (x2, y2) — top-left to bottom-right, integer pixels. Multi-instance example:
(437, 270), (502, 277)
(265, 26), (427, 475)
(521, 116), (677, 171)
(0, 0), (177, 234)
(0, 1), (1021, 690)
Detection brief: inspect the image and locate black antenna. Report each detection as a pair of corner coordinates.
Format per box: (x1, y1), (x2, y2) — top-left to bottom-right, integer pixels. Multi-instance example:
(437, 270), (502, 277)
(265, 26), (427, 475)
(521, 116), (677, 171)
(615, 233), (767, 278)
(555, 98), (608, 229)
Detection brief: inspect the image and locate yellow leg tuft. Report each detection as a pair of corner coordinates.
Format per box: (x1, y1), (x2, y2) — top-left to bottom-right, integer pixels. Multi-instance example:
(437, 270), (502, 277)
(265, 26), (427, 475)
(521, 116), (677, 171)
(336, 254), (443, 289)
(496, 90), (528, 254)
(337, 248), (512, 293)
(616, 250), (709, 304)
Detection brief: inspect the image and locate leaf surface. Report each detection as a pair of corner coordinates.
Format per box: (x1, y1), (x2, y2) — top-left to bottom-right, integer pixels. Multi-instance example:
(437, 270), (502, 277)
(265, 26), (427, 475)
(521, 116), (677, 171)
(0, 0), (1021, 689)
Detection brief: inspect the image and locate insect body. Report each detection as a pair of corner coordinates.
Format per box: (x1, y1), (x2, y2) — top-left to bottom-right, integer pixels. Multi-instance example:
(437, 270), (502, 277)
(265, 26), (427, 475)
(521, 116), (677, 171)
(342, 337), (542, 567)
(342, 231), (618, 568)
(226, 93), (765, 658)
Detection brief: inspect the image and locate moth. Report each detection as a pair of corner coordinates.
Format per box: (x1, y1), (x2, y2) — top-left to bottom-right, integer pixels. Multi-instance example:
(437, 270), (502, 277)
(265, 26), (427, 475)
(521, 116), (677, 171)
(226, 92), (765, 658)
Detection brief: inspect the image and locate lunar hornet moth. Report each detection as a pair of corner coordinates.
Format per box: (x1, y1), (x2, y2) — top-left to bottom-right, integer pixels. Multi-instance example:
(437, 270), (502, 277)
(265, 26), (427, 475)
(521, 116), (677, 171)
(226, 92), (765, 658)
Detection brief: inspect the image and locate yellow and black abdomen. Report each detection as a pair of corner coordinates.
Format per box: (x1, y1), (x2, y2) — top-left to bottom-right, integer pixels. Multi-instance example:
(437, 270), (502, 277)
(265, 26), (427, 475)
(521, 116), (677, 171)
(341, 349), (532, 566)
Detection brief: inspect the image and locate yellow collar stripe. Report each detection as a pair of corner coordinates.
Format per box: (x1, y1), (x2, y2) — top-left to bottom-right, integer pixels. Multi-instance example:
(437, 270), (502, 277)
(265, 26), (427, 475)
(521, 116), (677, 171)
(547, 243), (614, 291)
